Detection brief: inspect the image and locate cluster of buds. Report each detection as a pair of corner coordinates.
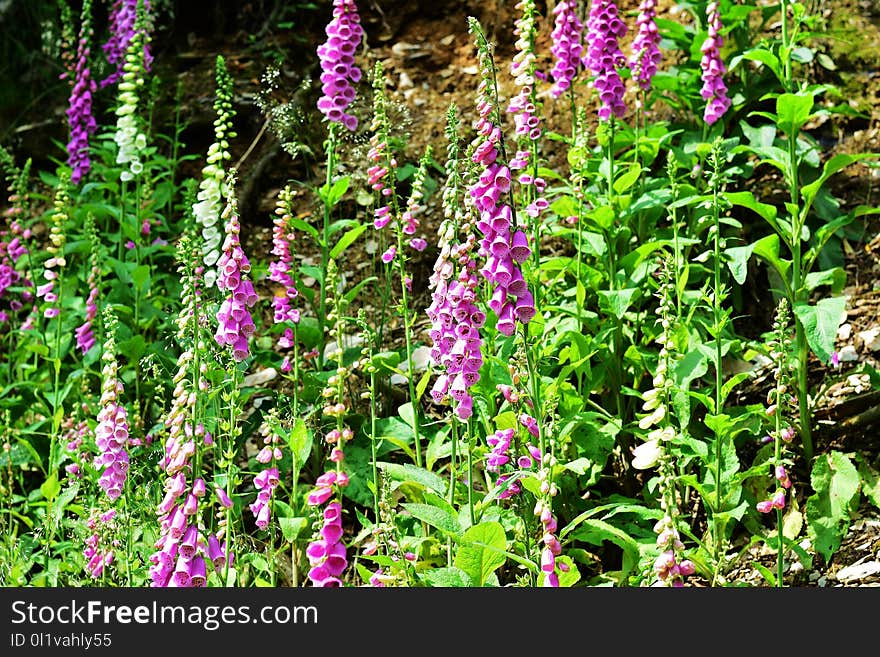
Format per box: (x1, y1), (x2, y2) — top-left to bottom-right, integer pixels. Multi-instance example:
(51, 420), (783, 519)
(101, 0), (153, 89)
(36, 175), (70, 320)
(268, 186), (300, 327)
(63, 408), (92, 479)
(535, 452), (564, 587)
(193, 56), (236, 288)
(112, 0), (151, 182)
(76, 215), (101, 355)
(0, 168), (31, 326)
(367, 65), (398, 233)
(83, 508), (119, 578)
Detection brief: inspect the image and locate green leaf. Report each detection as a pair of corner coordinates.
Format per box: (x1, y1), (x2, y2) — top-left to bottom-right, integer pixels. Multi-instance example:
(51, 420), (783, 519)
(289, 216), (320, 243)
(804, 267), (846, 294)
(402, 502), (462, 534)
(751, 233), (792, 280)
(566, 519), (641, 582)
(131, 265), (151, 294)
(776, 92), (814, 135)
(725, 241), (758, 285)
(421, 567), (473, 587)
(343, 275), (378, 306)
(329, 223), (366, 260)
(287, 418), (313, 468)
(613, 163), (642, 194)
(378, 462), (448, 496)
(279, 517), (307, 542)
(320, 175), (351, 207)
(806, 451), (860, 563)
(723, 191), (778, 226)
(587, 205), (615, 230)
(735, 48), (784, 84)
(454, 522), (507, 586)
(597, 288), (639, 320)
(793, 297), (847, 363)
(801, 154), (876, 214)
(40, 474), (60, 502)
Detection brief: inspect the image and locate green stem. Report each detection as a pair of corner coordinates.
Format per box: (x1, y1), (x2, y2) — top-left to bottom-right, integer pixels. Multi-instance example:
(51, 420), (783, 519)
(318, 124), (338, 372)
(394, 230), (423, 469)
(711, 168), (725, 585)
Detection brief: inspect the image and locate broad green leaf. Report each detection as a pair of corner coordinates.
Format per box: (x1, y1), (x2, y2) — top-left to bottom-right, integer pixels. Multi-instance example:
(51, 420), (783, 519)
(776, 92), (814, 135)
(279, 517), (307, 542)
(804, 267), (846, 294)
(751, 233), (792, 280)
(793, 297), (847, 363)
(587, 205), (615, 230)
(422, 567), (473, 587)
(40, 474), (60, 502)
(801, 153), (876, 214)
(289, 216), (320, 242)
(724, 191), (778, 225)
(454, 521), (507, 586)
(321, 175), (351, 207)
(288, 418), (313, 468)
(613, 163), (642, 194)
(329, 223), (366, 259)
(131, 265), (151, 294)
(567, 519), (640, 581)
(378, 462), (447, 496)
(806, 451), (860, 563)
(724, 241), (758, 285)
(736, 48), (783, 84)
(402, 502), (462, 534)
(597, 288), (639, 320)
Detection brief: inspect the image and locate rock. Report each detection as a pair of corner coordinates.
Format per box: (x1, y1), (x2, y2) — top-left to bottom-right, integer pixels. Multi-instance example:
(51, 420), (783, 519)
(243, 368), (277, 387)
(838, 323), (852, 340)
(835, 561), (880, 582)
(857, 327), (880, 351)
(839, 345), (859, 362)
(398, 72), (414, 89)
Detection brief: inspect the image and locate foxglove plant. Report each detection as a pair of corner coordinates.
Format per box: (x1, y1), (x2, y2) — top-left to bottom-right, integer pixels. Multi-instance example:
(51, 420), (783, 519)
(268, 185), (300, 327)
(756, 299), (797, 587)
(150, 238), (228, 588)
(112, 0), (150, 182)
(0, 149), (33, 333)
(64, 0), (97, 185)
(214, 179), (257, 362)
(507, 0), (548, 273)
(36, 175), (70, 321)
(633, 258), (695, 587)
(584, 0), (627, 121)
(82, 509), (119, 579)
(549, 0), (585, 98)
(305, 261), (351, 587)
(101, 0), (153, 89)
(76, 214), (101, 355)
(629, 0), (661, 97)
(427, 104), (484, 422)
(700, 1), (731, 125)
(193, 56), (236, 288)
(94, 310), (130, 502)
(468, 18), (536, 338)
(316, 0), (363, 131)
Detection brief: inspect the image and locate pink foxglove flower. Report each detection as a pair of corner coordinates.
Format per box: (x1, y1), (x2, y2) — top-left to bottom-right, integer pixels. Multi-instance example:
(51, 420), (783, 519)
(629, 0), (662, 95)
(316, 0), (363, 130)
(584, 0), (627, 121)
(214, 189), (257, 362)
(700, 2), (731, 125)
(94, 315), (130, 502)
(65, 1), (97, 184)
(549, 0), (584, 98)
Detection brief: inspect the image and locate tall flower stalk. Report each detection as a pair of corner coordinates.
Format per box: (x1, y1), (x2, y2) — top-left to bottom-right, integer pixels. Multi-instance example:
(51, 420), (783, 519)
(757, 299), (796, 587)
(700, 1), (731, 126)
(193, 56), (236, 289)
(368, 61), (427, 467)
(64, 0), (97, 185)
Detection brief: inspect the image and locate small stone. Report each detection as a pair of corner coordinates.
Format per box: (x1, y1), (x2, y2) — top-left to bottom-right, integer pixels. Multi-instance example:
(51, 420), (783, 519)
(857, 327), (880, 351)
(838, 323), (852, 340)
(242, 368), (277, 387)
(440, 34), (455, 46)
(836, 561), (880, 582)
(818, 576), (827, 587)
(839, 345), (859, 362)
(398, 72), (414, 89)
(461, 65), (479, 75)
